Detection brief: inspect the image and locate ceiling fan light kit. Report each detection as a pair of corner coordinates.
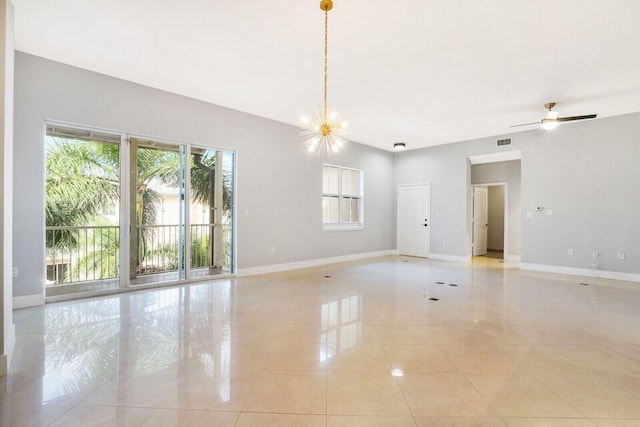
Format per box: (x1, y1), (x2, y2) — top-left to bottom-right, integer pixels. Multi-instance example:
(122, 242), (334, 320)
(540, 119), (558, 130)
(511, 102), (597, 131)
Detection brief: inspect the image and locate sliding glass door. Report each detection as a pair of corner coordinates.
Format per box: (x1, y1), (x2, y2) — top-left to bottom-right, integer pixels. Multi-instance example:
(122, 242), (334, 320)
(45, 125), (122, 296)
(189, 148), (235, 277)
(44, 124), (235, 298)
(129, 137), (187, 286)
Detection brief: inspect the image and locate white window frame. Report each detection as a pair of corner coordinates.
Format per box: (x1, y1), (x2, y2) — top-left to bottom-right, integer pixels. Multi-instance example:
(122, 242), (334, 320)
(322, 164), (364, 231)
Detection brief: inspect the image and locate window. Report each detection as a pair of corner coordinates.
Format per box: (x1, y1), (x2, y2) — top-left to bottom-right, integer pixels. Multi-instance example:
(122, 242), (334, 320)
(322, 164), (363, 229)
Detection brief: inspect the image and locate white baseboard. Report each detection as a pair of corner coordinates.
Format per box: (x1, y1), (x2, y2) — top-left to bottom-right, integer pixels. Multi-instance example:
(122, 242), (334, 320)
(504, 254), (521, 262)
(428, 253), (470, 263)
(237, 250), (394, 277)
(519, 263), (640, 283)
(0, 324), (16, 376)
(14, 293), (45, 309)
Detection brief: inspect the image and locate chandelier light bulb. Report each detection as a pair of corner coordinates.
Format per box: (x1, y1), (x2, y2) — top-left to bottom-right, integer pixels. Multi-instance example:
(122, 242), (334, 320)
(301, 105), (349, 156)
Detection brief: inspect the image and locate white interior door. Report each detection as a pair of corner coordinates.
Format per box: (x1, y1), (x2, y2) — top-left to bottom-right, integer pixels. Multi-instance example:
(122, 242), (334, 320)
(473, 186), (488, 256)
(397, 184), (430, 257)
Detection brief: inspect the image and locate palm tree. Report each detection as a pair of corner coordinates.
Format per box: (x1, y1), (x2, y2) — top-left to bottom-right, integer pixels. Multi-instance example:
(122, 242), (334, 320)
(46, 135), (233, 284)
(46, 138), (120, 247)
(138, 148), (233, 270)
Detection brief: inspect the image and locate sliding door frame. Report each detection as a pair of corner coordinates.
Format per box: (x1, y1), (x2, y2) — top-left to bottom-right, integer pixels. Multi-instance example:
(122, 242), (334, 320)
(44, 120), (236, 302)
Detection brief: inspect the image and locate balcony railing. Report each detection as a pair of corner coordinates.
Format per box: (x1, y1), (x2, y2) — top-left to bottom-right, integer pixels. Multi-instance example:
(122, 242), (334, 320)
(46, 223), (231, 286)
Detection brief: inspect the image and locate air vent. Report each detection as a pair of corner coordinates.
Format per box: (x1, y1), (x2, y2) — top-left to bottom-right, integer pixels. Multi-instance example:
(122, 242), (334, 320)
(497, 138), (511, 146)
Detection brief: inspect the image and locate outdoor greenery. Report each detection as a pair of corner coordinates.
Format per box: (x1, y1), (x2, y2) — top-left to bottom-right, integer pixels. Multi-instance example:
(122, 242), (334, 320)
(46, 139), (119, 248)
(45, 135), (233, 284)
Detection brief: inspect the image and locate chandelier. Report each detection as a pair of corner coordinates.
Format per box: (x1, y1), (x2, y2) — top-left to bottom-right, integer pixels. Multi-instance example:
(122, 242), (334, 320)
(300, 0), (348, 156)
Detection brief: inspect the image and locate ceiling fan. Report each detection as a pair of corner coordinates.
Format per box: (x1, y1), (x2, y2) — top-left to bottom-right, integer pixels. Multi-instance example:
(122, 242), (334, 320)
(510, 102), (597, 130)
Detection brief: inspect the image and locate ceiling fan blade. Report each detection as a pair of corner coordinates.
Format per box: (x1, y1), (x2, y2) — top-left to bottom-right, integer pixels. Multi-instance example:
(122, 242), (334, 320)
(509, 122), (540, 128)
(557, 114), (597, 122)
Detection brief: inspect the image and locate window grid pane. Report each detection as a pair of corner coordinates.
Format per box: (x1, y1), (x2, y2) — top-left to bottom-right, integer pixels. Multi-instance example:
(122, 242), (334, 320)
(322, 166), (330, 193)
(351, 198), (360, 222)
(322, 164), (362, 226)
(325, 166), (339, 194)
(341, 198), (351, 223)
(350, 170), (360, 196)
(341, 169), (350, 195)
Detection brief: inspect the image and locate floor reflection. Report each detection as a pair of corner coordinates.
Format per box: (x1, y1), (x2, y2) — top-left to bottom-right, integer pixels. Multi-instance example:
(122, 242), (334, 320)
(321, 295), (361, 362)
(4, 257), (640, 426)
(36, 281), (234, 406)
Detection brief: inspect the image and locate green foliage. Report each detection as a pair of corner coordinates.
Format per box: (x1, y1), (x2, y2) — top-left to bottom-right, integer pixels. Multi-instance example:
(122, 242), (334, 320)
(71, 224), (120, 281)
(46, 136), (233, 283)
(191, 152), (233, 211)
(190, 230), (210, 268)
(46, 138), (119, 247)
(139, 242), (180, 274)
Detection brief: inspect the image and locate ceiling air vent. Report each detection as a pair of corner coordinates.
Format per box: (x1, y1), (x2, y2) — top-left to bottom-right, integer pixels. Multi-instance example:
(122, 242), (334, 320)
(497, 138), (511, 146)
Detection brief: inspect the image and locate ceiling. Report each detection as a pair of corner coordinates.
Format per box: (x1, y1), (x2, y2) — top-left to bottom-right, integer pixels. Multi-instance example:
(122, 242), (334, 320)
(13, 0), (640, 152)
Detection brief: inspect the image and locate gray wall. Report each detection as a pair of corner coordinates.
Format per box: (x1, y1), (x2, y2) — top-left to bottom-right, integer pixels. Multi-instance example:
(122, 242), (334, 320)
(12, 52), (640, 302)
(1, 0), (14, 371)
(395, 113), (640, 274)
(471, 160), (521, 256)
(487, 185), (504, 251)
(13, 52), (395, 298)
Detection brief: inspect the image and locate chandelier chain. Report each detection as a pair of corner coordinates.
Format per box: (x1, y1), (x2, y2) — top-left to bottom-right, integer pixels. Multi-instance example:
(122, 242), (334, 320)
(323, 8), (328, 119)
(300, 0), (348, 156)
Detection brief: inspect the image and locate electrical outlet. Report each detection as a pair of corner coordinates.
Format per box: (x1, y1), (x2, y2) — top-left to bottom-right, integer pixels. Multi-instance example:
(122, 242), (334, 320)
(12, 267), (18, 277)
(592, 251), (599, 257)
(270, 246), (276, 254)
(568, 249), (574, 256)
(618, 252), (625, 260)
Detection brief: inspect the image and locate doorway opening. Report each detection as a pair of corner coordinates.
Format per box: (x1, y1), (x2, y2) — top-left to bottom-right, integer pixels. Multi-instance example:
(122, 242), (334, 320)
(467, 151), (521, 262)
(472, 183), (506, 260)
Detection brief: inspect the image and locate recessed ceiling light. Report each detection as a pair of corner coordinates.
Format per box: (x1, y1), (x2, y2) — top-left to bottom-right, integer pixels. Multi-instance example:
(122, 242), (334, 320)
(393, 142), (406, 151)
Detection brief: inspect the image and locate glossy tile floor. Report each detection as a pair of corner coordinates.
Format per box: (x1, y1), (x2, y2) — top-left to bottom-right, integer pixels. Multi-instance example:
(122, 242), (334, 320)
(2, 256), (640, 426)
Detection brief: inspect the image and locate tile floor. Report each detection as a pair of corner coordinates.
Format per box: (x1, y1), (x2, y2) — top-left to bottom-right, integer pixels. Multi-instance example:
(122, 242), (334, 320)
(2, 256), (639, 426)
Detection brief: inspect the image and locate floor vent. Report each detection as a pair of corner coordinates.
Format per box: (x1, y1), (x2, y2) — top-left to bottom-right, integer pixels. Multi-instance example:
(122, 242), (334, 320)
(497, 138), (511, 146)
(429, 298), (440, 301)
